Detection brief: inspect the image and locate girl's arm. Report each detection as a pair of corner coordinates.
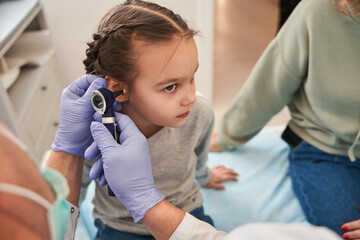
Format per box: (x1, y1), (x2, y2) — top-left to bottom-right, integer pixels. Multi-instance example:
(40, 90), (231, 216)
(194, 98), (216, 186)
(194, 99), (238, 189)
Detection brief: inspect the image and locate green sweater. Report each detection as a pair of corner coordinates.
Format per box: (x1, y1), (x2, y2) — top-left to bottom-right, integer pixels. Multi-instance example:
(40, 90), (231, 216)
(217, 0), (360, 161)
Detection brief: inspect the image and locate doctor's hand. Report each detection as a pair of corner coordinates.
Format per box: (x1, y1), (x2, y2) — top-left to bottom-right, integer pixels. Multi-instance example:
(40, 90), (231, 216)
(52, 74), (120, 156)
(85, 112), (165, 223)
(341, 219), (360, 240)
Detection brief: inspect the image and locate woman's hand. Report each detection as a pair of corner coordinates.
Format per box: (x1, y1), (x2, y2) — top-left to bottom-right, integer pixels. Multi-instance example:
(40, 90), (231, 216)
(209, 132), (222, 152)
(204, 165), (238, 190)
(341, 219), (360, 240)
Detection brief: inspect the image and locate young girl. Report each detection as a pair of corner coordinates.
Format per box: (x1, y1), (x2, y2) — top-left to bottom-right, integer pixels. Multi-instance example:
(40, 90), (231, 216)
(81, 0), (238, 239)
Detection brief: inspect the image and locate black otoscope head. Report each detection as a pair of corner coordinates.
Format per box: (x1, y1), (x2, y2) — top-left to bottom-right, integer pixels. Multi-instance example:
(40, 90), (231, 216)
(91, 88), (122, 116)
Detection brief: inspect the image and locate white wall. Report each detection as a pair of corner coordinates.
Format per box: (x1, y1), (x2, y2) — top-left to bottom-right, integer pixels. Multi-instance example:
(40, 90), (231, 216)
(42, 0), (214, 100)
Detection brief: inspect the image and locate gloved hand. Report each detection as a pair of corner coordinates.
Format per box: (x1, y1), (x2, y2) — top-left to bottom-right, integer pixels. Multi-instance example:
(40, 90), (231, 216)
(85, 112), (165, 222)
(52, 74), (120, 156)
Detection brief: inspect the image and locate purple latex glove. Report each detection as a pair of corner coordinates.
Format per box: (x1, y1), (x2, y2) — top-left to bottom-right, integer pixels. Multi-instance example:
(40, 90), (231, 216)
(85, 112), (165, 222)
(52, 74), (120, 156)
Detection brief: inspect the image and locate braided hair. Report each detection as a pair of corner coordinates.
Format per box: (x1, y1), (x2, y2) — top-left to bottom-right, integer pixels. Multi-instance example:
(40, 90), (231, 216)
(83, 0), (197, 88)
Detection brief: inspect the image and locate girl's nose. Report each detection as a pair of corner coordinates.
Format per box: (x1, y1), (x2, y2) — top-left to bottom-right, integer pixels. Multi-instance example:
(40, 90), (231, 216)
(181, 84), (197, 106)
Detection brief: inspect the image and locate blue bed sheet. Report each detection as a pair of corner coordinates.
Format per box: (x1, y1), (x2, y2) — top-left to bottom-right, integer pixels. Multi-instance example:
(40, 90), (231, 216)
(75, 127), (306, 239)
(201, 127), (306, 232)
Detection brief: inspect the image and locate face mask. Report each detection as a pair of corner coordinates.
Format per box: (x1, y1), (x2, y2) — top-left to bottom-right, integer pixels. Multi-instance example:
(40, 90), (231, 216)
(0, 167), (70, 240)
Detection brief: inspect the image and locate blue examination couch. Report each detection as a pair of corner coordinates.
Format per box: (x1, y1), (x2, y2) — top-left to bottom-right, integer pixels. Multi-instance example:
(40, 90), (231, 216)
(75, 127), (306, 239)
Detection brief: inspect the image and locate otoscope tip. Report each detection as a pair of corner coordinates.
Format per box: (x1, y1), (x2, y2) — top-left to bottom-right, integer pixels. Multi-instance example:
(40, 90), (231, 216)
(113, 90), (124, 98)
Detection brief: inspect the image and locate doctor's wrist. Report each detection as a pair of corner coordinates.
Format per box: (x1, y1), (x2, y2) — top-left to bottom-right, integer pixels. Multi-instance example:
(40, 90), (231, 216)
(116, 189), (165, 223)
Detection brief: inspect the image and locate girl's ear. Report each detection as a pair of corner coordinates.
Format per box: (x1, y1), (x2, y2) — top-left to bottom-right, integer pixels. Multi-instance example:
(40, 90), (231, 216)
(105, 76), (129, 102)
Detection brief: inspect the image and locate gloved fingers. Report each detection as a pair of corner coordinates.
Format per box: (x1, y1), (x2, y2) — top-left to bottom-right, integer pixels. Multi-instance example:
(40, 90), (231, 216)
(89, 156), (103, 180)
(84, 141), (101, 160)
(114, 112), (144, 144)
(113, 101), (122, 111)
(99, 172), (107, 187)
(90, 121), (118, 150)
(93, 112), (102, 123)
(114, 111), (132, 132)
(83, 77), (108, 98)
(92, 102), (121, 123)
(68, 74), (106, 97)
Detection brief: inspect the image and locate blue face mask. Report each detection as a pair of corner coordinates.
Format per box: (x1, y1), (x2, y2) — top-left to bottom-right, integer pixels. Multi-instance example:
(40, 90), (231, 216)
(0, 167), (70, 240)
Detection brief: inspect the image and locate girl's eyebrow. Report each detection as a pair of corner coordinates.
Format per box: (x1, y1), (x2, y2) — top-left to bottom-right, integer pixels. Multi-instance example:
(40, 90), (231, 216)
(157, 63), (199, 86)
(157, 78), (181, 86)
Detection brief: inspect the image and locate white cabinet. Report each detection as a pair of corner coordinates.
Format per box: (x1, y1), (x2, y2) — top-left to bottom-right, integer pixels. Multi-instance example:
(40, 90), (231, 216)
(0, 0), (65, 162)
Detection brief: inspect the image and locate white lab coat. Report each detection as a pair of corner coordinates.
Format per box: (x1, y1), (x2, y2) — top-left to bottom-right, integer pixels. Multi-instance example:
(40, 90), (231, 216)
(170, 213), (341, 240)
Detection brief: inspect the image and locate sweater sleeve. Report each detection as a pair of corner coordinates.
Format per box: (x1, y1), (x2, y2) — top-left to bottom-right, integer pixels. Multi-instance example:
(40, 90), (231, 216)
(216, 0), (309, 151)
(195, 97), (215, 186)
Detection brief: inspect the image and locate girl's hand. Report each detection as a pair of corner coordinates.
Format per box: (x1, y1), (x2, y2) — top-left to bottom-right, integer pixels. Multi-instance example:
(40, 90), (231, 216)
(204, 165), (238, 190)
(341, 219), (360, 240)
(209, 132), (222, 152)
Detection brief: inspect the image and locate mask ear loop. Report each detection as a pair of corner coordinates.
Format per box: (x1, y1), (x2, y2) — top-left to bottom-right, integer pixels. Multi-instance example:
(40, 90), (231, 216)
(0, 182), (52, 210)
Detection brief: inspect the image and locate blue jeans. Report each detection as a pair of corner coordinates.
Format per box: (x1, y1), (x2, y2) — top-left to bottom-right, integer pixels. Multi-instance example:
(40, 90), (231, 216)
(94, 206), (213, 239)
(288, 141), (360, 236)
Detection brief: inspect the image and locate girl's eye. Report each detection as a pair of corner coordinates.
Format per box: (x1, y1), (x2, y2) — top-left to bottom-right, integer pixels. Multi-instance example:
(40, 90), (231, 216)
(164, 84), (177, 93)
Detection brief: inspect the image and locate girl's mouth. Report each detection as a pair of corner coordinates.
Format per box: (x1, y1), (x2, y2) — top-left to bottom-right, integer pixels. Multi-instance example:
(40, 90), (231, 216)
(177, 111), (190, 118)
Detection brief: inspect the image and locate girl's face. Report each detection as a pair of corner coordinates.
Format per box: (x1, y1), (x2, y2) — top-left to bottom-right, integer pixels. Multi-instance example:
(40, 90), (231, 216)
(122, 37), (198, 137)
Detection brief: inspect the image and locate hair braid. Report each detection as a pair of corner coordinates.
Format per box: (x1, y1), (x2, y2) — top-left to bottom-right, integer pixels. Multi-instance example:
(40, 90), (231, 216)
(83, 24), (125, 75)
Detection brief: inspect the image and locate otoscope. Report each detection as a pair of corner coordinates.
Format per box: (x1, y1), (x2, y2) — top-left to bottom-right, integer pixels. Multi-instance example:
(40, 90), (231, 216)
(91, 88), (123, 196)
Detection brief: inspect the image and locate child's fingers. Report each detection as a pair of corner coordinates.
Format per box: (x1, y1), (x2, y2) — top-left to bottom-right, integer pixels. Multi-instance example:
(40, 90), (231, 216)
(217, 173), (238, 182)
(216, 166), (239, 176)
(209, 182), (225, 190)
(224, 173), (238, 181)
(225, 168), (239, 176)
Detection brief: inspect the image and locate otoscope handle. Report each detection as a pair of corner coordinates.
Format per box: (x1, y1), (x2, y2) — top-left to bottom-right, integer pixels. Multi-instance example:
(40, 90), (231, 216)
(104, 121), (120, 144)
(103, 117), (120, 197)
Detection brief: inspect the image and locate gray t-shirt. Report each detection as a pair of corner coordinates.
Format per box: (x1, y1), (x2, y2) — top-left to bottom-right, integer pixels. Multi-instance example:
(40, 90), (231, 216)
(81, 94), (214, 235)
